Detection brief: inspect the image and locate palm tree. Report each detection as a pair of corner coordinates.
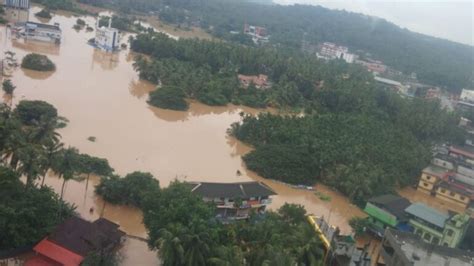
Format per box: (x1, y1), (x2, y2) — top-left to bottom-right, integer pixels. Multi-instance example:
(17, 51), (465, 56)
(182, 231), (211, 266)
(157, 226), (185, 266)
(40, 139), (63, 186)
(208, 246), (244, 266)
(27, 116), (62, 146)
(17, 144), (45, 188)
(52, 147), (82, 200)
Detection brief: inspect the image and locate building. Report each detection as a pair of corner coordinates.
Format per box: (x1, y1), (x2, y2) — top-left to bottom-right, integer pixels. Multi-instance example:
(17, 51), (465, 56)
(238, 74), (271, 89)
(435, 176), (474, 208)
(374, 76), (407, 94)
(460, 89), (474, 103)
(317, 42), (357, 63)
(307, 215), (371, 266)
(355, 59), (386, 74)
(404, 203), (470, 248)
(25, 216), (125, 266)
(417, 165), (449, 194)
(94, 18), (120, 51)
(14, 21), (61, 44)
(189, 181), (276, 221)
(3, 0), (29, 9)
(378, 228), (474, 266)
(363, 194), (411, 236)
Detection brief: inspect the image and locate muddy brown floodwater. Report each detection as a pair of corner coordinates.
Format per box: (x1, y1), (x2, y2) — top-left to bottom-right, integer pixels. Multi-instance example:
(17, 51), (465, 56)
(1, 6), (364, 265)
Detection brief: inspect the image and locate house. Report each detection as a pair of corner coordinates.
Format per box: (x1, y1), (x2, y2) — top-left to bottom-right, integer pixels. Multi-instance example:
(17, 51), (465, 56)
(417, 164), (449, 194)
(94, 18), (120, 51)
(435, 176), (474, 208)
(189, 181), (276, 221)
(363, 194), (411, 236)
(238, 74), (271, 89)
(404, 203), (470, 248)
(14, 21), (61, 44)
(449, 145), (474, 161)
(25, 217), (125, 266)
(307, 215), (371, 266)
(355, 59), (386, 74)
(373, 76), (406, 93)
(460, 89), (474, 103)
(3, 0), (29, 9)
(377, 228), (474, 266)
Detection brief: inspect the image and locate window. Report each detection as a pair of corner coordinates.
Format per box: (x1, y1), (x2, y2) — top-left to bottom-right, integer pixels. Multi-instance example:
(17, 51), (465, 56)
(432, 237), (440, 245)
(446, 229), (454, 237)
(441, 189), (446, 193)
(460, 196), (466, 201)
(423, 182), (429, 187)
(450, 192), (455, 197)
(423, 233), (431, 242)
(426, 175), (431, 180)
(415, 229), (422, 236)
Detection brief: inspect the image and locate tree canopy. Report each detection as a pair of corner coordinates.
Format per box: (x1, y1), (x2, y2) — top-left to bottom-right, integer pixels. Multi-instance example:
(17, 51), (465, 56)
(21, 53), (56, 72)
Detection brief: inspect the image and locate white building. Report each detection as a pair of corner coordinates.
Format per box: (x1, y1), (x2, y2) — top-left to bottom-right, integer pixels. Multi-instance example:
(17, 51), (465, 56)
(14, 22), (61, 43)
(460, 89), (474, 103)
(94, 18), (120, 51)
(318, 42), (357, 63)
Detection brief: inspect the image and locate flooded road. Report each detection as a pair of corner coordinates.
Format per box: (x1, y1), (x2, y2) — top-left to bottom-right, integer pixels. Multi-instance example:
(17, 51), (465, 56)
(1, 6), (364, 265)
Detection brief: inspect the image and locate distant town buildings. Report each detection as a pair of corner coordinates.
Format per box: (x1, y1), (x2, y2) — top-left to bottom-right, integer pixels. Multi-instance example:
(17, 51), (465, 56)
(25, 217), (125, 266)
(243, 24), (269, 45)
(13, 21), (62, 43)
(238, 74), (271, 89)
(3, 0), (29, 9)
(189, 181), (276, 221)
(355, 59), (386, 74)
(378, 228), (474, 266)
(317, 42), (357, 63)
(417, 145), (474, 213)
(94, 18), (120, 51)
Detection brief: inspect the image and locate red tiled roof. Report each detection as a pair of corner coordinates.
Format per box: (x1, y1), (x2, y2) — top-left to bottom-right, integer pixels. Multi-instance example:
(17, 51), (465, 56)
(33, 238), (84, 266)
(25, 255), (61, 266)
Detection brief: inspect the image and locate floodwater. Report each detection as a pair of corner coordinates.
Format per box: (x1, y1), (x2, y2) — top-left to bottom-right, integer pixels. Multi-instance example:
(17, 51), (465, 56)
(1, 5), (364, 265)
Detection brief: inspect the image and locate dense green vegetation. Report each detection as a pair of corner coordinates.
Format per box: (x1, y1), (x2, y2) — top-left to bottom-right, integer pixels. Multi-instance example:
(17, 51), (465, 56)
(35, 9), (52, 19)
(0, 95), (114, 250)
(131, 32), (368, 109)
(95, 171), (160, 207)
(21, 53), (56, 72)
(95, 175), (325, 264)
(0, 167), (75, 250)
(2, 79), (15, 95)
(230, 91), (464, 206)
(32, 0), (87, 14)
(80, 0), (473, 91)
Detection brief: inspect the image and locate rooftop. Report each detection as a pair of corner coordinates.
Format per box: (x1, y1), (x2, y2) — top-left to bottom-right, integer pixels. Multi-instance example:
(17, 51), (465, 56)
(367, 194), (411, 220)
(422, 164), (448, 177)
(190, 181), (276, 199)
(47, 216), (125, 257)
(31, 238), (84, 266)
(384, 229), (474, 265)
(404, 203), (449, 228)
(374, 76), (402, 87)
(450, 145), (474, 158)
(25, 21), (61, 31)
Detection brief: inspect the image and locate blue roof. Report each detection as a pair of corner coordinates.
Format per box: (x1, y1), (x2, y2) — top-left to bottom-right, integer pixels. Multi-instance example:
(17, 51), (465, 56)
(405, 203), (449, 228)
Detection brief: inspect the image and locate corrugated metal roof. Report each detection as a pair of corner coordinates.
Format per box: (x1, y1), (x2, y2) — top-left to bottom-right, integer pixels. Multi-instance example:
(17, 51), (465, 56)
(405, 203), (449, 228)
(33, 238), (84, 266)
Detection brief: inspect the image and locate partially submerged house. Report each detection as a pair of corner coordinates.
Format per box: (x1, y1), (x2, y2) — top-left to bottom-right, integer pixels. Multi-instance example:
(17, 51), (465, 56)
(13, 21), (62, 44)
(25, 216), (125, 266)
(189, 181), (276, 221)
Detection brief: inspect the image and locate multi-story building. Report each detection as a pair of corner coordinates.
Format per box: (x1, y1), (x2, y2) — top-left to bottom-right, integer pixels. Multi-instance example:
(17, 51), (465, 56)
(417, 164), (448, 194)
(363, 194), (411, 236)
(404, 202), (470, 248)
(243, 24), (269, 45)
(378, 228), (474, 266)
(189, 181), (276, 221)
(94, 19), (120, 51)
(318, 42), (357, 63)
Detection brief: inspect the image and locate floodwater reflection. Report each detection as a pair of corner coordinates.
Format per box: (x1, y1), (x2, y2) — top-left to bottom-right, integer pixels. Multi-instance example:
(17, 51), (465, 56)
(21, 68), (55, 80)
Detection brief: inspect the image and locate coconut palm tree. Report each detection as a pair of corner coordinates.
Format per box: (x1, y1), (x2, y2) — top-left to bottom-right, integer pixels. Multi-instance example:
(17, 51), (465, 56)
(17, 144), (45, 188)
(40, 139), (63, 186)
(52, 147), (82, 200)
(157, 226), (185, 266)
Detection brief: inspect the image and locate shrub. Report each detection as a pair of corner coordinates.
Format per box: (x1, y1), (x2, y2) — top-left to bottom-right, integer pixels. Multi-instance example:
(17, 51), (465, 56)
(148, 86), (188, 111)
(21, 53), (56, 71)
(35, 9), (52, 19)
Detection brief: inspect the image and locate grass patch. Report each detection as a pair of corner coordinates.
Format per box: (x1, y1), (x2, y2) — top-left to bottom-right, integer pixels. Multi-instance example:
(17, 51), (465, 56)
(314, 191), (331, 202)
